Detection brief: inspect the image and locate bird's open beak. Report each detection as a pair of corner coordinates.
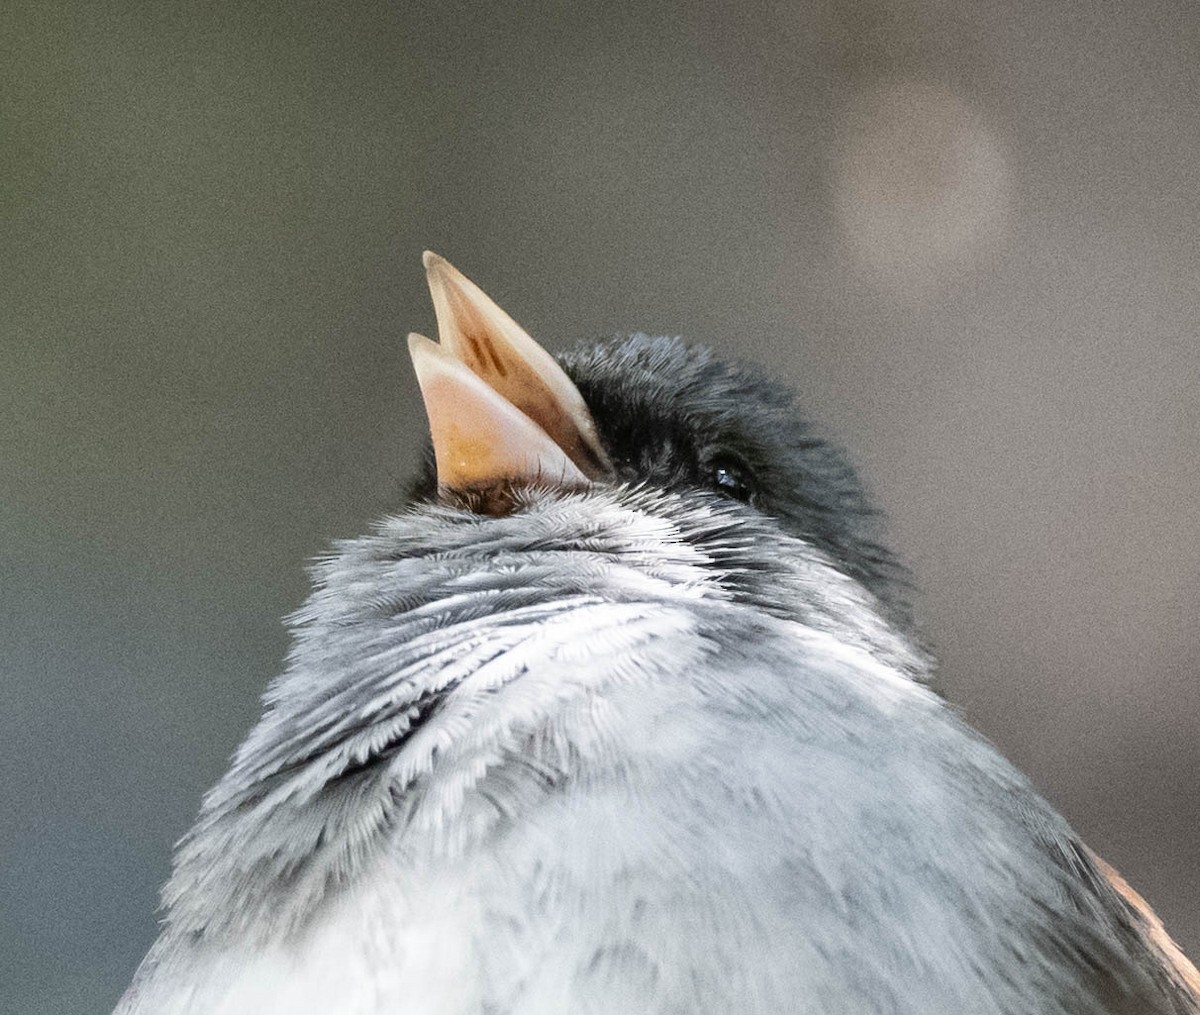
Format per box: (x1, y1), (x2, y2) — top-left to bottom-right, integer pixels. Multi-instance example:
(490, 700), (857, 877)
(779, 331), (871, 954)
(408, 252), (612, 493)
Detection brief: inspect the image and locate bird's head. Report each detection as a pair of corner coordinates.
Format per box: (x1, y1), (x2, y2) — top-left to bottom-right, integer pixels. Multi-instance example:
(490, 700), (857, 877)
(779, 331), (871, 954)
(408, 253), (912, 633)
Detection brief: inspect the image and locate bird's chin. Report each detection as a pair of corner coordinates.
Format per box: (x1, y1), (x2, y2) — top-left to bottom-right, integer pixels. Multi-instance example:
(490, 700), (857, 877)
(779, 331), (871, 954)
(430, 477), (592, 518)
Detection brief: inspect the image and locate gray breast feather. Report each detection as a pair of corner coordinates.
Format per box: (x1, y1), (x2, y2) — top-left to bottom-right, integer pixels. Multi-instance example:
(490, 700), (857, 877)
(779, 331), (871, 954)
(114, 493), (1184, 1014)
(119, 606), (1170, 1014)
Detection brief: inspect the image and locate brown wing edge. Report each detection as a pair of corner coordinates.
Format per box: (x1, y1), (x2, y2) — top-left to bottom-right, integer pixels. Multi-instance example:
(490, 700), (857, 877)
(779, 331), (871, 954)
(1092, 850), (1200, 1008)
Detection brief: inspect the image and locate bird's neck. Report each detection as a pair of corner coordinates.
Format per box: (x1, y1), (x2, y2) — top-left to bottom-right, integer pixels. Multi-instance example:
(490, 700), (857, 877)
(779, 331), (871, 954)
(156, 491), (925, 946)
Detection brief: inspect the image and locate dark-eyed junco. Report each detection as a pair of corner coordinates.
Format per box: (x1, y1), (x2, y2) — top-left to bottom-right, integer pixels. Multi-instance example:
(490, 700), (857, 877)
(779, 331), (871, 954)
(114, 254), (1198, 1014)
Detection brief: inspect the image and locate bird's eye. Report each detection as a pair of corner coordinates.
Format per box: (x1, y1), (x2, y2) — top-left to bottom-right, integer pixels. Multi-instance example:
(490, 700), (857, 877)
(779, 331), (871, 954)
(710, 456), (755, 502)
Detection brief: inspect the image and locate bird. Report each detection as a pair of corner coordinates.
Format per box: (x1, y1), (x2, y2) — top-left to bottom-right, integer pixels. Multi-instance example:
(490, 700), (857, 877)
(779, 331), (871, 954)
(114, 252), (1198, 1014)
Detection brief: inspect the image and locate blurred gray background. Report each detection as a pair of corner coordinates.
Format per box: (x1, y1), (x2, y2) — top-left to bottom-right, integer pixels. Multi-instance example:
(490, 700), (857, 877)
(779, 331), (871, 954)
(3, 1), (1197, 1011)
